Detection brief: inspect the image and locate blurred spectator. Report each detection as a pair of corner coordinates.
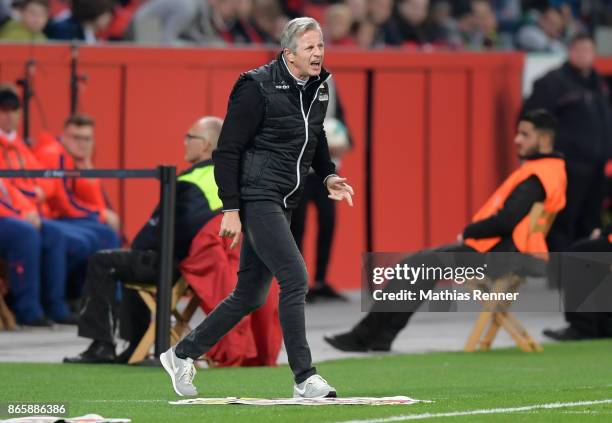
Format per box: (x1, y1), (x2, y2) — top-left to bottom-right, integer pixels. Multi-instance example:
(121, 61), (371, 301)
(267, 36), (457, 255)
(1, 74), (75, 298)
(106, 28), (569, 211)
(493, 0), (521, 23)
(45, 0), (113, 43)
(346, 0), (367, 26)
(181, 0), (258, 45)
(131, 0), (198, 44)
(516, 6), (567, 53)
(250, 0), (287, 44)
(324, 3), (355, 46)
(98, 0), (141, 41)
(523, 34), (612, 250)
(471, 0), (500, 49)
(281, 0), (305, 18)
(0, 0), (49, 42)
(361, 0), (402, 47)
(355, 18), (376, 48)
(392, 0), (447, 48)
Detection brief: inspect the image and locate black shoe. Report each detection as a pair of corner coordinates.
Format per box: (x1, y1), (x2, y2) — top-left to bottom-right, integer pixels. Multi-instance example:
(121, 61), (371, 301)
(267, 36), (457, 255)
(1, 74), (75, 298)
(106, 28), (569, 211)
(52, 313), (78, 325)
(324, 332), (371, 352)
(307, 283), (348, 303)
(19, 317), (53, 328)
(63, 341), (116, 364)
(115, 343), (137, 364)
(542, 326), (595, 341)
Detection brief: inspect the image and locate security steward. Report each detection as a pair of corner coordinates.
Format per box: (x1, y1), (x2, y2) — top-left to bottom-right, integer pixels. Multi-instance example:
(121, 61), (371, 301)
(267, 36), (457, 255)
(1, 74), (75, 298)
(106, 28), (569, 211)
(325, 110), (567, 352)
(64, 116), (224, 363)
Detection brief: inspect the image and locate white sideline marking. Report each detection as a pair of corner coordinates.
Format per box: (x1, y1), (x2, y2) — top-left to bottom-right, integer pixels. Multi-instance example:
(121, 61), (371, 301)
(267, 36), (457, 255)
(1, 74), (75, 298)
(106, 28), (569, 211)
(336, 399), (612, 422)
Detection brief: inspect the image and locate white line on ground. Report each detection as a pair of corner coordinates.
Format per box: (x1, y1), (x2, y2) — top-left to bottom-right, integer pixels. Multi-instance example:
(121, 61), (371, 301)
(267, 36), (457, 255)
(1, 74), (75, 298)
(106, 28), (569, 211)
(86, 400), (167, 403)
(335, 399), (612, 423)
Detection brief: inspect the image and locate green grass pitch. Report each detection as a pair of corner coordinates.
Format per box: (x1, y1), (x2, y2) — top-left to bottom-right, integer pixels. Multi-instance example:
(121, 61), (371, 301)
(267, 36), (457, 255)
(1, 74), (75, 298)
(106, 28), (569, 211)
(1, 340), (611, 422)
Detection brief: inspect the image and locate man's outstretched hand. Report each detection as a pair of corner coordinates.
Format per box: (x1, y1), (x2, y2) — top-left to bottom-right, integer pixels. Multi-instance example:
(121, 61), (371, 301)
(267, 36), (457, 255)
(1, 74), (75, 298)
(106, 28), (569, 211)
(219, 210), (242, 248)
(326, 175), (354, 206)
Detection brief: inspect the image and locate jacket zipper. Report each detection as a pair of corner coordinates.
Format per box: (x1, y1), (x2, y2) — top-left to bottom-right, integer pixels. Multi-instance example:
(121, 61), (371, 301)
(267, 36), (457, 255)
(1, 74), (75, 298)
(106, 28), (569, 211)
(283, 75), (331, 208)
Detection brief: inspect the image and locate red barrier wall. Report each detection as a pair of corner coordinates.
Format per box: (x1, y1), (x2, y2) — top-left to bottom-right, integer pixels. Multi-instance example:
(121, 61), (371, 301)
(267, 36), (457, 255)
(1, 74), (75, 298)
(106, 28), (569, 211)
(0, 45), (533, 289)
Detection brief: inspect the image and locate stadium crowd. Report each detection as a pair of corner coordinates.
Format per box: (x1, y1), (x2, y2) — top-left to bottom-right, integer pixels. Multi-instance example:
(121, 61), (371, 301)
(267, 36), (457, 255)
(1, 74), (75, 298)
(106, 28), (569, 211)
(0, 1), (611, 51)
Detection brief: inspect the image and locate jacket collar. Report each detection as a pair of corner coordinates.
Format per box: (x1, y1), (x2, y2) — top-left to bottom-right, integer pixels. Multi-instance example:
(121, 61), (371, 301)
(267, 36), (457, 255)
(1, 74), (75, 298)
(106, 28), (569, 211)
(181, 159), (213, 176)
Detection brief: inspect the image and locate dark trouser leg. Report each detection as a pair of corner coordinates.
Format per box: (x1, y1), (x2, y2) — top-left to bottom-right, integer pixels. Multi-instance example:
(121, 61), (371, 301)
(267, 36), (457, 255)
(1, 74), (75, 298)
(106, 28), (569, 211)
(77, 249), (159, 344)
(176, 208), (275, 358)
(561, 237), (612, 337)
(352, 244), (476, 346)
(313, 178), (335, 282)
(290, 175), (315, 251)
(118, 288), (151, 344)
(575, 164), (605, 240)
(38, 220), (70, 320)
(177, 201), (315, 383)
(0, 218), (44, 323)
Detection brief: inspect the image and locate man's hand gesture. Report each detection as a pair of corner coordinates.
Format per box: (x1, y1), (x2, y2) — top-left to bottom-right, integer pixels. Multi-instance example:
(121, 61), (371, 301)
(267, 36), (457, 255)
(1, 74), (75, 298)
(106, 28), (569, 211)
(219, 210), (242, 248)
(326, 175), (354, 206)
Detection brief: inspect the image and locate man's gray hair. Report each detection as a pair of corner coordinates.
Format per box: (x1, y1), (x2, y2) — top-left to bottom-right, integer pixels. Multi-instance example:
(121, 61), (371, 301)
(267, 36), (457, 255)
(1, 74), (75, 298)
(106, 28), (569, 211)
(280, 17), (322, 53)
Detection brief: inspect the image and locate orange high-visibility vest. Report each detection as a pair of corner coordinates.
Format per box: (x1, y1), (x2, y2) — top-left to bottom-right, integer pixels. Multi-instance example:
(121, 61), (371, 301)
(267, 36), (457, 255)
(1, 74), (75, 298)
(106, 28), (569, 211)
(465, 157), (566, 254)
(32, 131), (107, 222)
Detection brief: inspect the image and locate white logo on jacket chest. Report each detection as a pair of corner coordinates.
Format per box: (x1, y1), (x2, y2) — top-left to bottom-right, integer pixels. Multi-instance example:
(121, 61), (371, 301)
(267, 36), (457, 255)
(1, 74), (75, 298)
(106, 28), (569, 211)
(275, 84), (290, 90)
(318, 92), (329, 102)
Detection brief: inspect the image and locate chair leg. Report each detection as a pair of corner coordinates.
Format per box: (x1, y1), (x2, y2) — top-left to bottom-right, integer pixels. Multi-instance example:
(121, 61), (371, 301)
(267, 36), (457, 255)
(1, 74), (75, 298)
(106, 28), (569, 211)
(128, 291), (157, 364)
(0, 296), (16, 330)
(505, 312), (543, 352)
(480, 313), (502, 351)
(173, 296), (200, 339)
(129, 322), (156, 364)
(465, 312), (493, 352)
(496, 312), (534, 352)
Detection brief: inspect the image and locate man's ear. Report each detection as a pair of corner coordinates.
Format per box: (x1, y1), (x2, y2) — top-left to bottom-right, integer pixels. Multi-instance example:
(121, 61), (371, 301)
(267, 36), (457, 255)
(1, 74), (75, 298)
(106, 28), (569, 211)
(284, 48), (294, 63)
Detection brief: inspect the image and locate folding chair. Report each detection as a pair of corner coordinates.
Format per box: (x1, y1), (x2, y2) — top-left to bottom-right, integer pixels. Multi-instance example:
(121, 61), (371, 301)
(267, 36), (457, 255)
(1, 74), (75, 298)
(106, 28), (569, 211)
(124, 277), (200, 364)
(0, 259), (16, 331)
(464, 202), (556, 352)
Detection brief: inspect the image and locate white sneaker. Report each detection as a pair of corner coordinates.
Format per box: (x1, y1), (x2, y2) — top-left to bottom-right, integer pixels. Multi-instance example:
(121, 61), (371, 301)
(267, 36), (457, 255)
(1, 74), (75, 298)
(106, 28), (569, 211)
(293, 374), (337, 398)
(160, 347), (198, 397)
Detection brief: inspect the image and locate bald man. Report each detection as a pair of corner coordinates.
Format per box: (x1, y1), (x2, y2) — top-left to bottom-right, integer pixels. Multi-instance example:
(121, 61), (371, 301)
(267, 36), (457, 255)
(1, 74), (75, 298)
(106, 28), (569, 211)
(65, 116), (225, 363)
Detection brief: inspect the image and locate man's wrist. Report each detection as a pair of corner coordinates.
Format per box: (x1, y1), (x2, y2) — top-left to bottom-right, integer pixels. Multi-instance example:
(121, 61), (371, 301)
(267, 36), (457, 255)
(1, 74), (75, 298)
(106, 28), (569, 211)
(323, 174), (338, 186)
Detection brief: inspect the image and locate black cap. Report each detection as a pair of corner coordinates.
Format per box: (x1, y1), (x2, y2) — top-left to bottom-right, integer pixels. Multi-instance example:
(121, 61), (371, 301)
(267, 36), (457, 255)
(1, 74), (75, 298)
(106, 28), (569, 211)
(0, 87), (21, 110)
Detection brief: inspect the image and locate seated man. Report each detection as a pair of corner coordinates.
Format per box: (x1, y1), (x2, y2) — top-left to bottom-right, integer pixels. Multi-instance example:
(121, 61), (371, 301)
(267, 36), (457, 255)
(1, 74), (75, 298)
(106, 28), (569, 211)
(325, 109), (567, 352)
(32, 113), (121, 253)
(65, 116), (281, 365)
(33, 113), (121, 235)
(0, 85), (97, 324)
(33, 113), (122, 299)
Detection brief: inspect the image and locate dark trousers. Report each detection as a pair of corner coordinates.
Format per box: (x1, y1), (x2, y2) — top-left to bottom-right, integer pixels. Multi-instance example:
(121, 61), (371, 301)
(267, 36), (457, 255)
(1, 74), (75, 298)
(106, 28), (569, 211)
(353, 243), (476, 346)
(291, 173), (335, 282)
(0, 217), (95, 322)
(557, 237), (612, 337)
(176, 201), (315, 384)
(77, 249), (159, 344)
(0, 217), (44, 323)
(547, 162), (605, 251)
